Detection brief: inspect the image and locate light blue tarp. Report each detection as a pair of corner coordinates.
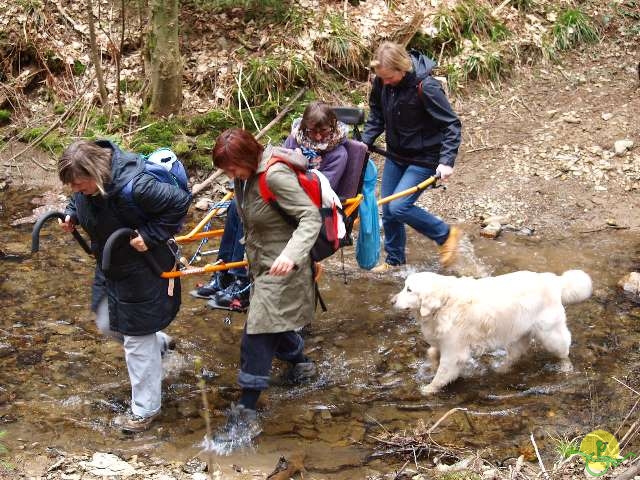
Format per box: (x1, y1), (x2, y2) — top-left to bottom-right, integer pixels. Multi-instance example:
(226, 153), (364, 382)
(356, 159), (380, 270)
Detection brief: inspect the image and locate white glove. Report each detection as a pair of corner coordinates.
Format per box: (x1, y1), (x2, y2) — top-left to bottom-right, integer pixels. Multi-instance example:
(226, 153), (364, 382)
(436, 164), (454, 181)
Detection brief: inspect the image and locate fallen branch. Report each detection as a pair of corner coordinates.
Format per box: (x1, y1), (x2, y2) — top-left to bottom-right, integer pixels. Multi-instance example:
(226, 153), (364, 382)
(492, 0), (511, 16)
(191, 86), (307, 196)
(465, 145), (498, 154)
(428, 407), (468, 434)
(530, 433), (548, 480)
(5, 93), (84, 170)
(615, 462), (640, 480)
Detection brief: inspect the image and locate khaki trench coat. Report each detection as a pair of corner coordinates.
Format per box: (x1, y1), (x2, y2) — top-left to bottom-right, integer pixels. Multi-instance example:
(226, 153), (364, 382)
(235, 146), (322, 334)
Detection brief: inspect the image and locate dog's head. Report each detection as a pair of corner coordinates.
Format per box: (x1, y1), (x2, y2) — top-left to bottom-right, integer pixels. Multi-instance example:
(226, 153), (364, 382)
(392, 272), (449, 317)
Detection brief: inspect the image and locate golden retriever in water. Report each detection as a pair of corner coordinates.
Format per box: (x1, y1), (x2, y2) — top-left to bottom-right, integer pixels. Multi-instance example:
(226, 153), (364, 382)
(392, 270), (592, 395)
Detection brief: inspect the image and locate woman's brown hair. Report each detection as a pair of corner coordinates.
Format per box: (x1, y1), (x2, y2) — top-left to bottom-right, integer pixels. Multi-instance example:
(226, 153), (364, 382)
(299, 101), (337, 134)
(212, 128), (264, 171)
(58, 140), (113, 195)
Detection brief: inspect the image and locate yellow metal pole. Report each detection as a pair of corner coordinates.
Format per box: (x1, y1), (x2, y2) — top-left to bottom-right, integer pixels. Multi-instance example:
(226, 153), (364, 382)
(377, 176), (438, 206)
(176, 191), (235, 243)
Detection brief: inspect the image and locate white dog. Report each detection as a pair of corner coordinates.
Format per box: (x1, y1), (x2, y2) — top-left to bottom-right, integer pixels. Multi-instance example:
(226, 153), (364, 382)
(392, 270), (592, 395)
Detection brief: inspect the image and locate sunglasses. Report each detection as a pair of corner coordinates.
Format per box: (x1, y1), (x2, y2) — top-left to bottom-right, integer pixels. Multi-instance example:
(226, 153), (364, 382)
(304, 126), (333, 136)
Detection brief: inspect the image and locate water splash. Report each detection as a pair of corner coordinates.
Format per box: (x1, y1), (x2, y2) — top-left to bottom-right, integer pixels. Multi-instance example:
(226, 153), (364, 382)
(199, 431), (257, 456)
(447, 235), (490, 278)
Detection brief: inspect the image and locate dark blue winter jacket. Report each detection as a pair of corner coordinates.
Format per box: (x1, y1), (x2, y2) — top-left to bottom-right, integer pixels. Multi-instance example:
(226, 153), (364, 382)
(65, 140), (191, 335)
(361, 51), (462, 168)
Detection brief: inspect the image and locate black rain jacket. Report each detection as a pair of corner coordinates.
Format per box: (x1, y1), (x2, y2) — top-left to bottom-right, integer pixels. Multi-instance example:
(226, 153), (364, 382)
(65, 140), (191, 335)
(361, 51), (462, 168)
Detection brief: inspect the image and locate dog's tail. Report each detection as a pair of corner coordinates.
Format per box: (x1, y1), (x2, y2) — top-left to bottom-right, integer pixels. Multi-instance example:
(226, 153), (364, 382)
(560, 270), (592, 304)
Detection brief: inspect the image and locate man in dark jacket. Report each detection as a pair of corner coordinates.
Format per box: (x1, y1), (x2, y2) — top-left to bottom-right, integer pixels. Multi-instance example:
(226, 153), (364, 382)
(58, 139), (191, 432)
(362, 42), (463, 271)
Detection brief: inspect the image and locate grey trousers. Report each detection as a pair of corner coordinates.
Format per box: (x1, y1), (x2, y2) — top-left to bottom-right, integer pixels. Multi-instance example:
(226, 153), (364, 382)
(95, 298), (168, 418)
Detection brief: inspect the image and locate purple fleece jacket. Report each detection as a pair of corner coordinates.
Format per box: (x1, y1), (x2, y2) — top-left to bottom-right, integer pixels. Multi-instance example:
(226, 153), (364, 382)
(283, 135), (348, 192)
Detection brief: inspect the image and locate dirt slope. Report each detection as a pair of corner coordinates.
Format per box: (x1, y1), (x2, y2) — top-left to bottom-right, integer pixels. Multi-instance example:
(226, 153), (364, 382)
(419, 38), (639, 237)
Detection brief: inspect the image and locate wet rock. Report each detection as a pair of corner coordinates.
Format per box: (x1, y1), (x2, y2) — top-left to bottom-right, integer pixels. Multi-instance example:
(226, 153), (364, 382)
(10, 193), (67, 226)
(480, 222), (502, 239)
(614, 139), (634, 156)
(0, 342), (16, 358)
(481, 215), (509, 227)
(618, 272), (640, 295)
(304, 444), (365, 473)
(182, 457), (207, 473)
(79, 452), (136, 477)
(194, 198), (212, 210)
(16, 349), (43, 367)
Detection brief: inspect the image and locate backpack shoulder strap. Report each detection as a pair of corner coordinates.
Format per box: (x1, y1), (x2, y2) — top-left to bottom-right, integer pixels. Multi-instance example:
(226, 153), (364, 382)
(258, 156), (289, 204)
(417, 78), (426, 107)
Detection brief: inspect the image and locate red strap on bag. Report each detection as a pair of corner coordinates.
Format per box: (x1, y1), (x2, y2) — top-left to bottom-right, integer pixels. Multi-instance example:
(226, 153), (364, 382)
(258, 157), (322, 208)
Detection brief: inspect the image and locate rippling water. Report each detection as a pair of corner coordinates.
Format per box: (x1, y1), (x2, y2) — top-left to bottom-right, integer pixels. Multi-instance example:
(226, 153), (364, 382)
(2, 187), (640, 477)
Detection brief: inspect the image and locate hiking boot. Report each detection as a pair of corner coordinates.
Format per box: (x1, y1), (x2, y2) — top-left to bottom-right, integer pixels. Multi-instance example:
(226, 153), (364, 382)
(273, 361), (318, 386)
(370, 262), (402, 274)
(212, 404), (262, 444)
(195, 272), (233, 298)
(112, 410), (160, 433)
(439, 226), (462, 267)
(158, 332), (176, 358)
(214, 278), (250, 308)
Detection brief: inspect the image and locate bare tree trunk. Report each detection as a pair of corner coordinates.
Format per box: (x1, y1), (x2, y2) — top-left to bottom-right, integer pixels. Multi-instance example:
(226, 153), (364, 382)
(148, 0), (182, 116)
(86, 0), (109, 113)
(115, 0), (125, 117)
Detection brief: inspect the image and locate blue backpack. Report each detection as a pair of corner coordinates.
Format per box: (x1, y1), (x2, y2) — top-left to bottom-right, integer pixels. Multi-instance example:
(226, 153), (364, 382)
(121, 148), (192, 232)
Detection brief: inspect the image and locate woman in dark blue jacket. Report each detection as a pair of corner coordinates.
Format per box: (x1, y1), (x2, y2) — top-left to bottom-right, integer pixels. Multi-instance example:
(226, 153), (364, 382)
(362, 42), (463, 271)
(58, 139), (191, 432)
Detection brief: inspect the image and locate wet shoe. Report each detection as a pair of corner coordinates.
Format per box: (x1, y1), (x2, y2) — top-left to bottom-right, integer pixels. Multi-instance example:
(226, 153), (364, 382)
(194, 272), (233, 298)
(439, 226), (462, 267)
(370, 262), (402, 274)
(273, 361), (317, 386)
(212, 404), (262, 444)
(214, 278), (250, 308)
(112, 410), (159, 433)
(159, 332), (176, 358)
(289, 361), (317, 384)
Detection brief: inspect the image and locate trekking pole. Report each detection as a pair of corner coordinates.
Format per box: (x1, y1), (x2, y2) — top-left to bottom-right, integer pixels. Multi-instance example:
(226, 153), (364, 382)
(101, 228), (165, 277)
(176, 190), (234, 243)
(378, 172), (440, 206)
(31, 211), (92, 255)
(102, 228), (249, 278)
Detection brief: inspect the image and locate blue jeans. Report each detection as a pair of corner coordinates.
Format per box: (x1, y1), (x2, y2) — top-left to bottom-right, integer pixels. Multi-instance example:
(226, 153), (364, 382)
(218, 200), (247, 278)
(380, 159), (450, 265)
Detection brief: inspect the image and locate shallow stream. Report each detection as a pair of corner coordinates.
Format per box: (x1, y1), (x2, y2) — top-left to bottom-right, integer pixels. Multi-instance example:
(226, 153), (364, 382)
(2, 187), (640, 478)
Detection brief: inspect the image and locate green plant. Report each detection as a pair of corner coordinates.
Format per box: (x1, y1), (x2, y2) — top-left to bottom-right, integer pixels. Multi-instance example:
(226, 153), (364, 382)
(130, 119), (181, 151)
(441, 63), (463, 94)
(551, 8), (599, 50)
(461, 42), (507, 82)
(0, 110), (11, 124)
(187, 110), (233, 136)
(238, 54), (311, 106)
(0, 430), (12, 470)
(456, 0), (496, 38)
(315, 13), (369, 77)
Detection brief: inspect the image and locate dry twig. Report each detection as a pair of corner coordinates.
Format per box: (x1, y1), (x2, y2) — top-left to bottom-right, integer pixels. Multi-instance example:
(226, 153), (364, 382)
(191, 86), (307, 196)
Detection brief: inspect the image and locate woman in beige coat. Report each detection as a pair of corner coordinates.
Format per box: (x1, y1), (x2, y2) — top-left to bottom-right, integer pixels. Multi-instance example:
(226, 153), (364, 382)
(210, 128), (322, 446)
